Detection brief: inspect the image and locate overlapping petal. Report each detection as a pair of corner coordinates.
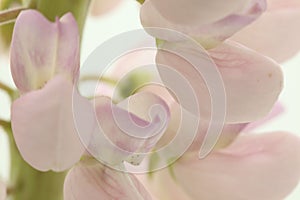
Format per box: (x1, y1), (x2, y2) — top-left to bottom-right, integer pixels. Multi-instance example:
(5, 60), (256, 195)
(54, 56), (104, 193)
(173, 132), (300, 200)
(139, 85), (246, 160)
(232, 0), (300, 62)
(10, 10), (79, 93)
(140, 0), (266, 47)
(86, 92), (170, 166)
(156, 40), (283, 123)
(64, 161), (152, 200)
(11, 75), (93, 172)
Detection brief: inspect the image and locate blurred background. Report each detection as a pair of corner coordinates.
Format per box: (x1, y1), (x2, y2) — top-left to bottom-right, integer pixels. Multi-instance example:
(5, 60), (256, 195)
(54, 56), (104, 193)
(1, 1), (300, 199)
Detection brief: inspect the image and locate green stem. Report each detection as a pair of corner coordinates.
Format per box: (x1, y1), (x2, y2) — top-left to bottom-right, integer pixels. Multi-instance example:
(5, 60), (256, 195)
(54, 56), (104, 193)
(0, 81), (13, 94)
(136, 0), (145, 4)
(80, 75), (118, 86)
(0, 119), (10, 129)
(5, 127), (67, 200)
(0, 81), (19, 101)
(0, 7), (27, 25)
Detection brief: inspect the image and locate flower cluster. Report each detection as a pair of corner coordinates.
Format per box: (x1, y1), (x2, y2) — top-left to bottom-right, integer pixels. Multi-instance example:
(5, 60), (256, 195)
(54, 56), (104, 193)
(0, 0), (300, 200)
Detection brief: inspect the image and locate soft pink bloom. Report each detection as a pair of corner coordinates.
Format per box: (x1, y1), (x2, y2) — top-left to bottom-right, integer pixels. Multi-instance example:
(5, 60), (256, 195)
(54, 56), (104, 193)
(64, 92), (170, 200)
(10, 10), (91, 172)
(0, 181), (5, 200)
(142, 132), (300, 200)
(232, 0), (300, 62)
(140, 0), (266, 47)
(156, 40), (283, 123)
(86, 92), (170, 166)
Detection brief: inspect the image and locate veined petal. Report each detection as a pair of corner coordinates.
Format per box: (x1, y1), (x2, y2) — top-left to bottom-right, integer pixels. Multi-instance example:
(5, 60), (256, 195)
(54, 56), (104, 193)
(86, 92), (170, 166)
(140, 0), (266, 47)
(209, 41), (283, 122)
(156, 40), (283, 123)
(172, 132), (300, 200)
(11, 75), (93, 172)
(232, 0), (300, 62)
(10, 10), (80, 93)
(64, 161), (152, 200)
(0, 181), (5, 200)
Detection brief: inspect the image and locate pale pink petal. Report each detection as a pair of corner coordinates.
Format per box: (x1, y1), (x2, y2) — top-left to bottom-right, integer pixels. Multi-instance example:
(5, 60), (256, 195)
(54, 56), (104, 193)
(173, 132), (300, 200)
(232, 0), (300, 62)
(64, 161), (152, 200)
(11, 75), (93, 172)
(134, 85), (246, 165)
(156, 40), (283, 123)
(209, 41), (283, 122)
(86, 92), (170, 166)
(90, 0), (122, 16)
(140, 0), (266, 47)
(0, 181), (5, 200)
(10, 10), (79, 93)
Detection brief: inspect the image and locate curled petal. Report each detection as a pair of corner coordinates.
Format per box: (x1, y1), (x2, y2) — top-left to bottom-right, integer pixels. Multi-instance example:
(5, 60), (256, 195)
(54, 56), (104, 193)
(64, 161), (152, 200)
(11, 75), (93, 172)
(140, 84), (245, 153)
(156, 40), (283, 123)
(140, 0), (266, 47)
(232, 0), (300, 62)
(86, 92), (170, 166)
(173, 132), (300, 200)
(10, 10), (80, 93)
(0, 181), (5, 200)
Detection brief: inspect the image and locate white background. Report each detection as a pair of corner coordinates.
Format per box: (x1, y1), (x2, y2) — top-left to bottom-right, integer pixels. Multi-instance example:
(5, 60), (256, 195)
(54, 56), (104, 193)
(1, 1), (300, 199)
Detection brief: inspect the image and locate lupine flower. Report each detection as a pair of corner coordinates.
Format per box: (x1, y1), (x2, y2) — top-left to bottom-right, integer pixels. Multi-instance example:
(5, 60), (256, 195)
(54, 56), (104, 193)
(10, 10), (92, 172)
(232, 0), (300, 62)
(64, 92), (170, 200)
(140, 0), (267, 48)
(137, 0), (300, 199)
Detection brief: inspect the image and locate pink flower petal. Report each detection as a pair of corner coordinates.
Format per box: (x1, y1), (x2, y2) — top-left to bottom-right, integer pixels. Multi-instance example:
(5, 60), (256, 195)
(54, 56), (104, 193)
(140, 0), (266, 47)
(232, 0), (300, 62)
(209, 41), (284, 122)
(11, 75), (93, 172)
(173, 132), (300, 200)
(0, 181), (5, 200)
(86, 92), (170, 166)
(64, 161), (152, 200)
(156, 40), (283, 123)
(10, 10), (79, 93)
